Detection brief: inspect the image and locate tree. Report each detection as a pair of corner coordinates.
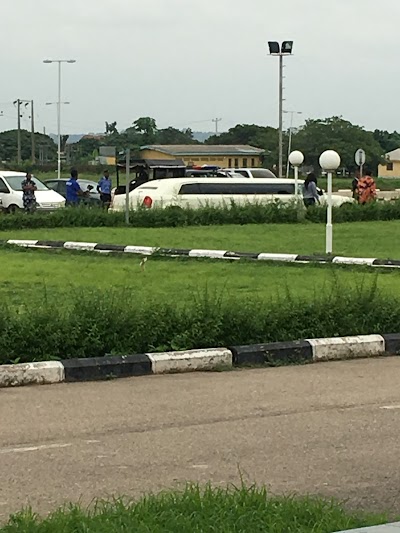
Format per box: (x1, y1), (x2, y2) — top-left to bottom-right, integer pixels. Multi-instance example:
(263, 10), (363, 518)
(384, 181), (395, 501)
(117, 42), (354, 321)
(206, 124), (279, 168)
(373, 130), (400, 155)
(156, 127), (197, 144)
(105, 121), (118, 135)
(293, 117), (384, 173)
(131, 117), (157, 144)
(0, 129), (56, 162)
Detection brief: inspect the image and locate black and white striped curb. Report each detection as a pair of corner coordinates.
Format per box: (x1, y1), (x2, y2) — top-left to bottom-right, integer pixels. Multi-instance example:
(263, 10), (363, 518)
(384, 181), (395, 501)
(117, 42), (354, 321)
(4, 239), (400, 268)
(1, 333), (400, 388)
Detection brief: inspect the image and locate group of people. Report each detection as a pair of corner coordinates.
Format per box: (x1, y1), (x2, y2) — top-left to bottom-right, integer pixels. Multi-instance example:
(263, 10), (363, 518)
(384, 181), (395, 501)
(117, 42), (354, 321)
(302, 170), (377, 208)
(66, 169), (112, 208)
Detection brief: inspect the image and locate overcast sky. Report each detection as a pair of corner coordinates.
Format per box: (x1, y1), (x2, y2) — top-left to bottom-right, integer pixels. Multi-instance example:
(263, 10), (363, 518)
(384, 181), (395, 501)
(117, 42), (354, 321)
(1, 0), (398, 135)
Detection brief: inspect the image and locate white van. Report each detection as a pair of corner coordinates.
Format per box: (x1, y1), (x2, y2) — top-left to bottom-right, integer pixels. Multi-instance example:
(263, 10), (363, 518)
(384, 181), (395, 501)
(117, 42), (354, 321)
(0, 171), (65, 213)
(110, 177), (353, 211)
(222, 168), (276, 179)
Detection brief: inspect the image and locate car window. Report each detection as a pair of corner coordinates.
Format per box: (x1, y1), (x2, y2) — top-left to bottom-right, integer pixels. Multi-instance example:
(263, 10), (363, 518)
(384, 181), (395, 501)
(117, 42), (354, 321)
(234, 170), (249, 178)
(45, 181), (59, 192)
(195, 182), (295, 195)
(179, 184), (201, 195)
(5, 176), (49, 191)
(250, 169), (276, 178)
(0, 178), (10, 194)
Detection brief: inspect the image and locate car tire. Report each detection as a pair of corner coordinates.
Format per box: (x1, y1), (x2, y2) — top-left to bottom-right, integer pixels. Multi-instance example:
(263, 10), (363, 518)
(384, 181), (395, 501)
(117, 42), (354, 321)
(7, 204), (20, 214)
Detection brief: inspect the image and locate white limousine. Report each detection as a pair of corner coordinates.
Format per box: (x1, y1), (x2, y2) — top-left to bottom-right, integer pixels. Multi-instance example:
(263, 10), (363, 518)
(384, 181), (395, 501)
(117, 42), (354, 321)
(110, 177), (353, 211)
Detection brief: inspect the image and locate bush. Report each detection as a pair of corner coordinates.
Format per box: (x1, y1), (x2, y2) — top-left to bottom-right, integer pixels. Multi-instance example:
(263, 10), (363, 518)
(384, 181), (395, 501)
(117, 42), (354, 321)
(1, 278), (399, 363)
(2, 200), (400, 231)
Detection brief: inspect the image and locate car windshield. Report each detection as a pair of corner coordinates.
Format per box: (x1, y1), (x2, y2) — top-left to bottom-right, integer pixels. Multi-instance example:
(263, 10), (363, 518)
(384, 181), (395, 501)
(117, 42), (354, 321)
(5, 175), (49, 191)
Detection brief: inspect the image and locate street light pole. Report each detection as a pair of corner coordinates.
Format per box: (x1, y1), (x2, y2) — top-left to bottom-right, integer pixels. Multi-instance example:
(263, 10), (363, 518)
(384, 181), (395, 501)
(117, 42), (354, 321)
(43, 59), (76, 179)
(284, 110), (302, 178)
(319, 150), (341, 254)
(268, 41), (293, 178)
(278, 55), (284, 179)
(288, 150), (304, 203)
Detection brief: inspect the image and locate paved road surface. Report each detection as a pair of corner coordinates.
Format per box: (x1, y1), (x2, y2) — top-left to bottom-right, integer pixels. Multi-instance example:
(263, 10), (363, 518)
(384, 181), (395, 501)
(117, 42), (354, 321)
(2, 358), (400, 519)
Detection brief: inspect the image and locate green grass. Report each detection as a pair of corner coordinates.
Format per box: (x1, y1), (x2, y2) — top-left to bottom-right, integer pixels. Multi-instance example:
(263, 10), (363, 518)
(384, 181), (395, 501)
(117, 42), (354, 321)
(0, 485), (389, 532)
(2, 220), (400, 258)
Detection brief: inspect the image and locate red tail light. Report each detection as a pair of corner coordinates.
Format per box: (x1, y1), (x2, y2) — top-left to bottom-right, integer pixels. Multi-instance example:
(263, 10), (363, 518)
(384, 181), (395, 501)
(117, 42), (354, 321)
(143, 196), (153, 208)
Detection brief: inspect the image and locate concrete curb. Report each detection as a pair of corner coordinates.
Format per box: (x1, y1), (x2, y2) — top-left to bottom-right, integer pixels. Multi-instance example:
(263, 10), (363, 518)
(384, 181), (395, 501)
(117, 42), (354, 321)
(1, 334), (400, 388)
(4, 239), (400, 269)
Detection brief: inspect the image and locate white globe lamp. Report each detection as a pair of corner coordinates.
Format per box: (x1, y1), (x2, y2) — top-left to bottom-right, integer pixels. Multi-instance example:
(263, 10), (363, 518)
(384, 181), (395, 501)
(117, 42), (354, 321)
(319, 150), (341, 171)
(289, 150), (304, 167)
(319, 150), (341, 255)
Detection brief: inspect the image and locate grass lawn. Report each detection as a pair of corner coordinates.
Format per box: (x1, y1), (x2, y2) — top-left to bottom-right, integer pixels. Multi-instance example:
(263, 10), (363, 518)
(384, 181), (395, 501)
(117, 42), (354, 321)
(0, 485), (389, 532)
(1, 220), (400, 258)
(2, 242), (400, 307)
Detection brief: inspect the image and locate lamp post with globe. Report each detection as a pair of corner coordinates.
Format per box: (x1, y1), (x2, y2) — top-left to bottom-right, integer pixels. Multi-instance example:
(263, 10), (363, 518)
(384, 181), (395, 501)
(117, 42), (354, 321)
(319, 150), (341, 254)
(288, 150), (304, 203)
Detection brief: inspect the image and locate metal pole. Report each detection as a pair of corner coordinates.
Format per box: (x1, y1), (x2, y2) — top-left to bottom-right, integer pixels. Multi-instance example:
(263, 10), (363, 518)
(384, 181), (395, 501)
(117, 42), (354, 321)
(125, 149), (130, 225)
(31, 100), (35, 163)
(286, 113), (294, 179)
(17, 99), (21, 164)
(57, 61), (61, 180)
(326, 171), (333, 254)
(278, 54), (284, 178)
(294, 165), (299, 203)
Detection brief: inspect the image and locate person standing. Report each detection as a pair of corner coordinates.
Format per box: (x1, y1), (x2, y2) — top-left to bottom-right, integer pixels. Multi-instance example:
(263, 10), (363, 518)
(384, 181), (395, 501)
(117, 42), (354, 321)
(302, 173), (320, 208)
(21, 172), (37, 213)
(357, 170), (377, 205)
(66, 168), (84, 206)
(97, 169), (112, 209)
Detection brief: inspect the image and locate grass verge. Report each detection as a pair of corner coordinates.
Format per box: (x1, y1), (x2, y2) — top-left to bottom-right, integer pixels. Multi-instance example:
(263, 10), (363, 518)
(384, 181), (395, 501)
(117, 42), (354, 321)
(1, 484), (389, 533)
(1, 274), (400, 363)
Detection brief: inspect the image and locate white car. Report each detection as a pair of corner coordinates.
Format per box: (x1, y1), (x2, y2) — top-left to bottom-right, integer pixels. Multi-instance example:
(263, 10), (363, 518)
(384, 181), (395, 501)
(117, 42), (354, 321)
(110, 177), (353, 211)
(222, 168), (277, 179)
(0, 171), (65, 213)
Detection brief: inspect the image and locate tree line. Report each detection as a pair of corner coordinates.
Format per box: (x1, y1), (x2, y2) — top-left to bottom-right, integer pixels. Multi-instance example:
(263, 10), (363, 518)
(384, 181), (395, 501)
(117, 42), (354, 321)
(1, 115), (399, 172)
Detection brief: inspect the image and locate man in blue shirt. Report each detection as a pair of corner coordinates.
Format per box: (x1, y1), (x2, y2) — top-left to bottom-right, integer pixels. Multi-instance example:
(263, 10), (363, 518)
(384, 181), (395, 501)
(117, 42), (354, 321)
(66, 169), (84, 206)
(97, 169), (112, 209)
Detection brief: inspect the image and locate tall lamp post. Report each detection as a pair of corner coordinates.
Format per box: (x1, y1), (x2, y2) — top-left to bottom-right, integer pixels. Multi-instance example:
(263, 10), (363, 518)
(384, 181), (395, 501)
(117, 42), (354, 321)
(284, 110), (302, 178)
(319, 150), (341, 254)
(268, 40), (294, 178)
(289, 150), (304, 202)
(43, 59), (76, 179)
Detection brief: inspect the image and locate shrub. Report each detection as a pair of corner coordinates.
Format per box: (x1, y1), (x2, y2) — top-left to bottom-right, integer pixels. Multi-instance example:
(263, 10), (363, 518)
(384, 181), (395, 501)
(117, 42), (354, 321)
(2, 199), (400, 231)
(1, 278), (399, 363)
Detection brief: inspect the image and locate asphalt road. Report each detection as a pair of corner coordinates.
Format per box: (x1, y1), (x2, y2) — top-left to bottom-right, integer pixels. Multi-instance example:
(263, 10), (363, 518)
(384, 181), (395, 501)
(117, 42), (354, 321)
(2, 357), (400, 520)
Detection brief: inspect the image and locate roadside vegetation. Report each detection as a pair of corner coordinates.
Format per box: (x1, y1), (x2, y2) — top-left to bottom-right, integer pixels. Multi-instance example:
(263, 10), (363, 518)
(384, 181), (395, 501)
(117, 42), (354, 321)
(0, 484), (389, 532)
(3, 199), (400, 231)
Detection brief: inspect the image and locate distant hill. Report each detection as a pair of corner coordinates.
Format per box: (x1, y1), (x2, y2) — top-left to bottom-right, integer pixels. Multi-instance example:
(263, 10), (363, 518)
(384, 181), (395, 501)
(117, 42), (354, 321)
(192, 131), (214, 142)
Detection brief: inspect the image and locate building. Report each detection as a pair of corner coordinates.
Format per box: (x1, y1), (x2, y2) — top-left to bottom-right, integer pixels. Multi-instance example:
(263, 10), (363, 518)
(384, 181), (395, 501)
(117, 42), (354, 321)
(378, 148), (400, 177)
(140, 145), (265, 168)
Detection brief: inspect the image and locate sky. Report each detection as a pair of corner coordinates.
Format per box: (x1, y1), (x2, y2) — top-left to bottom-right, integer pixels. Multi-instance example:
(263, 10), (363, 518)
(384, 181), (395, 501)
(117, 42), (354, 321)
(1, 0), (398, 136)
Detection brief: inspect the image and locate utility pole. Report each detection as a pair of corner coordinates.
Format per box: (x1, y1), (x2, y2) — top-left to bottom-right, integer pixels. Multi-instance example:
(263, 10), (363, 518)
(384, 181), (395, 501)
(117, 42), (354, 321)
(212, 117), (222, 135)
(284, 110), (302, 178)
(31, 100), (35, 163)
(15, 99), (22, 164)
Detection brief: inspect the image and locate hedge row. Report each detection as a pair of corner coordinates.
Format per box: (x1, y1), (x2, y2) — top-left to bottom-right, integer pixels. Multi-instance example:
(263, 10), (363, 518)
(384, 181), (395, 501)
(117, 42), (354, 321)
(1, 280), (398, 364)
(2, 200), (400, 230)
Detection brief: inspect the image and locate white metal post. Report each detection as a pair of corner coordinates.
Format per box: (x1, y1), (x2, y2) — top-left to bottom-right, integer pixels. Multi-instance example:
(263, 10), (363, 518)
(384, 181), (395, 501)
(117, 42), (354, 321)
(57, 61), (61, 180)
(286, 125), (293, 179)
(125, 149), (130, 225)
(294, 165), (299, 202)
(326, 171), (333, 254)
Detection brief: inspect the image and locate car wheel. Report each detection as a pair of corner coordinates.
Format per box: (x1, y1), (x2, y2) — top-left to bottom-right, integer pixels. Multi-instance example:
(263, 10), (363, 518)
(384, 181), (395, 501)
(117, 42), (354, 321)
(7, 204), (20, 214)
